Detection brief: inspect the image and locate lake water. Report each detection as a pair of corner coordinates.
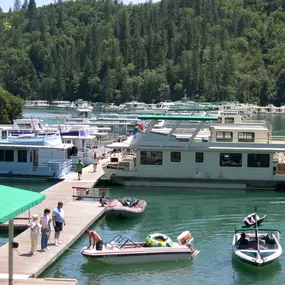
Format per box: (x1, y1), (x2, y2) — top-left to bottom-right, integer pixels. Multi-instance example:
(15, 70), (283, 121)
(40, 187), (285, 285)
(3, 111), (285, 284)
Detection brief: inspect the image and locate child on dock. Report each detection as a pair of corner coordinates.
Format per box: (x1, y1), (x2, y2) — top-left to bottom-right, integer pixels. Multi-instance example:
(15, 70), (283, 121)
(40, 208), (52, 251)
(30, 214), (41, 255)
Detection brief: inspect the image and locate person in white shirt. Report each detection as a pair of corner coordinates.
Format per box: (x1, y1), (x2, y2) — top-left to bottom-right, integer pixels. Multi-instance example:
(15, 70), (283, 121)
(30, 214), (41, 255)
(40, 208), (52, 251)
(52, 201), (65, 246)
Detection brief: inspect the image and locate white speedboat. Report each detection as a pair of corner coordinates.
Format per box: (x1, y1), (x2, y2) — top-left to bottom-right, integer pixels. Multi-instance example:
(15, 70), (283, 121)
(81, 231), (199, 265)
(232, 214), (282, 266)
(105, 198), (147, 218)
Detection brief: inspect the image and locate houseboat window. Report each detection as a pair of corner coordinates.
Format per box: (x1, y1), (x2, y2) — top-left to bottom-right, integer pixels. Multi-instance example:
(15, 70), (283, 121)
(220, 153), (242, 167)
(18, 150), (27, 163)
(0, 150), (4, 161)
(238, 132), (255, 142)
(5, 150), (14, 162)
(170, 152), (181, 162)
(225, 117), (234, 123)
(141, 151), (162, 165)
(216, 132), (233, 142)
(196, 152), (204, 163)
(247, 154), (269, 168)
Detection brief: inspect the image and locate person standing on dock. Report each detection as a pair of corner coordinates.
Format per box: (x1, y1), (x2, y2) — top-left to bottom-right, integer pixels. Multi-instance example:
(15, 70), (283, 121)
(30, 214), (42, 255)
(85, 230), (103, 250)
(93, 153), (98, 172)
(52, 201), (65, 247)
(76, 159), (84, 180)
(40, 208), (52, 251)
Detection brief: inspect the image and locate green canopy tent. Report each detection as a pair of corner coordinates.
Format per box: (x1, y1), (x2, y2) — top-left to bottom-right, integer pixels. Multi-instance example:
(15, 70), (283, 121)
(0, 185), (46, 285)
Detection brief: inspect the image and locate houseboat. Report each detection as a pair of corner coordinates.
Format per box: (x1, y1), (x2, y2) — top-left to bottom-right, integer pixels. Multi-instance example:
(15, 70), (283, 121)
(0, 135), (73, 180)
(102, 115), (285, 190)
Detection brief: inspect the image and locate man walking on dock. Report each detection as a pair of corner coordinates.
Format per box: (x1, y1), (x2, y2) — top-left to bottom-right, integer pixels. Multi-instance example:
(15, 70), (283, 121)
(76, 159), (84, 180)
(52, 201), (65, 247)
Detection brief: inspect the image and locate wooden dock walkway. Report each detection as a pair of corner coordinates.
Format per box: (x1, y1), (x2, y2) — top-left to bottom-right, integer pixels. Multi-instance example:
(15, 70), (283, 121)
(0, 160), (107, 280)
(0, 278), (78, 285)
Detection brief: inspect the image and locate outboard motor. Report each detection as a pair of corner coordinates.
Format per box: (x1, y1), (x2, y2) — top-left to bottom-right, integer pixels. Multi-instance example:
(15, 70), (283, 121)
(177, 231), (195, 252)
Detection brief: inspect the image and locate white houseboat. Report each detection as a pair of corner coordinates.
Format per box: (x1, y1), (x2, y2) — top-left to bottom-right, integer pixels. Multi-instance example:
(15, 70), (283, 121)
(102, 115), (285, 190)
(0, 135), (73, 180)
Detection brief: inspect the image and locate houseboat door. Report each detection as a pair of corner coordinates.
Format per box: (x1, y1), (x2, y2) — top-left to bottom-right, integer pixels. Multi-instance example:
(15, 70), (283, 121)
(31, 149), (39, 171)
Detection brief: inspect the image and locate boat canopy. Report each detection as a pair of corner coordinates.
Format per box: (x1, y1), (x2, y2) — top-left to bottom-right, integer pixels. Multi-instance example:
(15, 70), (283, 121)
(138, 115), (219, 121)
(235, 224), (280, 233)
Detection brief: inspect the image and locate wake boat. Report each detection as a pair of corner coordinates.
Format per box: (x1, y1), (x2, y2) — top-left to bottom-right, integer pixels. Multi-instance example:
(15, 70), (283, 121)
(232, 211), (282, 266)
(105, 198), (147, 218)
(81, 231), (200, 264)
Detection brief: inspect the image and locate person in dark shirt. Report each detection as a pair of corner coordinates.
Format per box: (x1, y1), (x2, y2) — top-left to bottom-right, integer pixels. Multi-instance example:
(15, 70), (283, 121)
(99, 192), (108, 206)
(238, 232), (249, 248)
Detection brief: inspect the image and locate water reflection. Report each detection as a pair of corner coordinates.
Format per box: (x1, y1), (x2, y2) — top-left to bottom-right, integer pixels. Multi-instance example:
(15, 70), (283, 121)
(80, 259), (193, 285)
(104, 215), (144, 231)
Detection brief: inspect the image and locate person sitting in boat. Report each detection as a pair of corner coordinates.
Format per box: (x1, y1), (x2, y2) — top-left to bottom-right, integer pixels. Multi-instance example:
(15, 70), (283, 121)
(243, 212), (260, 227)
(131, 200), (139, 207)
(85, 230), (104, 250)
(99, 192), (109, 206)
(238, 232), (249, 248)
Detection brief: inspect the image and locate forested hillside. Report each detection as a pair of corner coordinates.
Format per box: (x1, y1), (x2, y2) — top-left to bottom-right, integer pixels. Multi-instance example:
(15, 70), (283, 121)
(1, 0), (285, 105)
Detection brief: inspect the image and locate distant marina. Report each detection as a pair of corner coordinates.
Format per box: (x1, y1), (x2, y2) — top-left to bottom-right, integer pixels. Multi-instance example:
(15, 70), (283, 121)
(1, 105), (285, 284)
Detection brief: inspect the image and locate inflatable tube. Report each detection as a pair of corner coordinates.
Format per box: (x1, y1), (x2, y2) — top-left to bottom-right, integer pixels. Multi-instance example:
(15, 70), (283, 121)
(146, 233), (173, 247)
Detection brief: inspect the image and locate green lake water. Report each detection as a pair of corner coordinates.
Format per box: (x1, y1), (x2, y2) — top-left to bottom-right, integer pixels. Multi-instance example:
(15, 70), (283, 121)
(40, 187), (285, 285)
(2, 111), (285, 284)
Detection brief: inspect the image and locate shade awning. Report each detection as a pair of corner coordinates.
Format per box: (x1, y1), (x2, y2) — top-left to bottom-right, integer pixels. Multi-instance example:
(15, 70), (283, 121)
(235, 223), (280, 233)
(0, 185), (46, 223)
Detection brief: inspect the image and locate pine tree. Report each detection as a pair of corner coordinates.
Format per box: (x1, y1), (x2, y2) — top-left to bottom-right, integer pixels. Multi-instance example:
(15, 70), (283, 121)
(14, 0), (21, 11)
(28, 0), (36, 19)
(27, 0), (37, 31)
(0, 6), (2, 12)
(9, 7), (12, 12)
(22, 0), (28, 9)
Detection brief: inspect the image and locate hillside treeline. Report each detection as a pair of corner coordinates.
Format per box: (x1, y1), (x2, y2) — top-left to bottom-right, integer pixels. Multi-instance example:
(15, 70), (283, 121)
(1, 0), (285, 105)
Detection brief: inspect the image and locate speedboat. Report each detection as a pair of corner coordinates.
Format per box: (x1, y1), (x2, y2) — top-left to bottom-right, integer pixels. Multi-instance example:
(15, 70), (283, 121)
(105, 198), (147, 218)
(232, 212), (282, 266)
(81, 231), (199, 264)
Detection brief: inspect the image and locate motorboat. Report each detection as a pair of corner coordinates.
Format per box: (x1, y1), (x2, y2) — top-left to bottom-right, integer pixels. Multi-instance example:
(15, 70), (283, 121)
(105, 198), (147, 218)
(81, 231), (200, 264)
(232, 211), (282, 266)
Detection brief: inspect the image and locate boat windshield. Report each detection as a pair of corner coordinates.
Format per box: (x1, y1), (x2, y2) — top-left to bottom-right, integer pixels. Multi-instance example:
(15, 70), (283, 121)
(236, 231), (279, 250)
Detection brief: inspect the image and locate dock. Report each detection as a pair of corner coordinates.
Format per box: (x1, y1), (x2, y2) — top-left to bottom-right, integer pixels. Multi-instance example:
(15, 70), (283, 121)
(0, 160), (107, 280)
(0, 278), (78, 285)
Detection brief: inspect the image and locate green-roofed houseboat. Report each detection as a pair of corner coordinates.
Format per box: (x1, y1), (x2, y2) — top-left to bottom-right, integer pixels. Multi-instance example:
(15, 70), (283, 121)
(102, 114), (285, 190)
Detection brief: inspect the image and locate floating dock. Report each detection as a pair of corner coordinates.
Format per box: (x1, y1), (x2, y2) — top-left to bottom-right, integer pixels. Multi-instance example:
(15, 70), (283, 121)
(0, 161), (107, 281)
(0, 278), (78, 285)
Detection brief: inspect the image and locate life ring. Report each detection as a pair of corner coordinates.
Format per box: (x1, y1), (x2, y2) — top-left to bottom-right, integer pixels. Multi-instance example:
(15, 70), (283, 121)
(146, 233), (173, 247)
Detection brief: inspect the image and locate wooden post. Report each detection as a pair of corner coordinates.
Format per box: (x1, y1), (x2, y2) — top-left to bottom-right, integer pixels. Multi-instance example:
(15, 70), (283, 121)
(8, 219), (14, 285)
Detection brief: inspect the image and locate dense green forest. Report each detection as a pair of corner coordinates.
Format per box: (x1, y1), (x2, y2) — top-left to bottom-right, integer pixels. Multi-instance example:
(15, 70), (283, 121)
(0, 86), (23, 123)
(1, 0), (285, 105)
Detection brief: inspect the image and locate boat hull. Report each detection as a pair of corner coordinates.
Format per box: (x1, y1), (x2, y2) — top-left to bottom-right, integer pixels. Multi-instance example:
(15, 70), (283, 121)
(233, 252), (280, 267)
(105, 208), (144, 218)
(81, 248), (195, 265)
(105, 176), (282, 190)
